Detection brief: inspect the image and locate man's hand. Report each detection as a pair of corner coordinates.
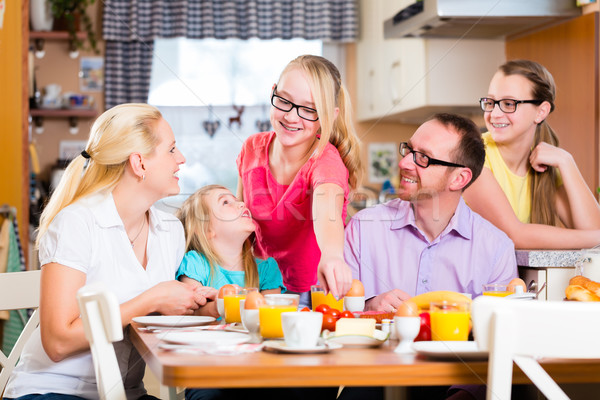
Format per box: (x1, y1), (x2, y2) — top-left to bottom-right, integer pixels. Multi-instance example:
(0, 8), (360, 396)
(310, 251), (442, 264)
(365, 289), (411, 313)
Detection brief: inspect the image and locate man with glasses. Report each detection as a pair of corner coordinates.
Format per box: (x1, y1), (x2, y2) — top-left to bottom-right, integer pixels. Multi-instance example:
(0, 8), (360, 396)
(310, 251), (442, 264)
(344, 113), (517, 313)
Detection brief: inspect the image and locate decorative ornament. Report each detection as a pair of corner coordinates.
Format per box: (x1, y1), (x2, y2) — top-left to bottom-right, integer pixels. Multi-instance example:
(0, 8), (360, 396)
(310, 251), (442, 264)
(229, 105), (245, 129)
(256, 104), (271, 132)
(202, 105), (220, 138)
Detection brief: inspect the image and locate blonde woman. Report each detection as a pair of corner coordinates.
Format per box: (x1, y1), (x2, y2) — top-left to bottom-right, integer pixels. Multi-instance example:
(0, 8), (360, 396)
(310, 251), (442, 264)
(464, 60), (600, 248)
(176, 185), (284, 318)
(5, 104), (207, 400)
(237, 55), (363, 303)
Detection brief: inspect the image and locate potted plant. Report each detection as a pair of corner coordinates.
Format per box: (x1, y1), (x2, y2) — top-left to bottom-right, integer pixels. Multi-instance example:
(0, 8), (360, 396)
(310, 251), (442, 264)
(48, 0), (98, 53)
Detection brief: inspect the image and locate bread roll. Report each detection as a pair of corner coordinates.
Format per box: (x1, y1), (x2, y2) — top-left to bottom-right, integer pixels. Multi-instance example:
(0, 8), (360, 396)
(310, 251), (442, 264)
(568, 275), (600, 296)
(565, 284), (600, 301)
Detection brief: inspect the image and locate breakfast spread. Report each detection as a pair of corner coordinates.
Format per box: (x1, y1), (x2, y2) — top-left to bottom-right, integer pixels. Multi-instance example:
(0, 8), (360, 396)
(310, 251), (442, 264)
(409, 291), (472, 310)
(565, 276), (600, 301)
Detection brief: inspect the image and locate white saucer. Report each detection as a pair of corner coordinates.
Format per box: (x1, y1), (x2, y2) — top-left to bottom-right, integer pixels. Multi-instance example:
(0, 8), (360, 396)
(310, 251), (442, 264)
(323, 329), (389, 348)
(412, 341), (488, 360)
(263, 340), (343, 353)
(157, 330), (250, 346)
(133, 315), (215, 327)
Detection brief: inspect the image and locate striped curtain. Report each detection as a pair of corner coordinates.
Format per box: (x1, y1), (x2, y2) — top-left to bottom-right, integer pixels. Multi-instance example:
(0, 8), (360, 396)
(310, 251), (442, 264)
(102, 0), (359, 109)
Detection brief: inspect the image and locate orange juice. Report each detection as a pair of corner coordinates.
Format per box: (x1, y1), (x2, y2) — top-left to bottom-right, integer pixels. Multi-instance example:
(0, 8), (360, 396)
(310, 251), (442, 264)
(224, 294), (246, 323)
(430, 311), (470, 341)
(311, 291), (344, 312)
(259, 305), (296, 338)
(482, 291), (513, 297)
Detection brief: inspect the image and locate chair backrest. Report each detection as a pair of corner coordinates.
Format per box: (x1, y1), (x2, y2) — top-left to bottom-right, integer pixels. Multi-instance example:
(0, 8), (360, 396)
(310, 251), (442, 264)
(77, 283), (126, 400)
(0, 270), (41, 395)
(472, 296), (600, 400)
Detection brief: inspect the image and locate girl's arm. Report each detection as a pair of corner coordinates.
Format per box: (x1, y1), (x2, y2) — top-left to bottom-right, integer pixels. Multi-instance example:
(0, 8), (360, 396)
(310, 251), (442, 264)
(236, 175), (244, 201)
(312, 183), (352, 299)
(463, 168), (600, 249)
(529, 142), (600, 229)
(41, 263), (207, 362)
(260, 288), (281, 295)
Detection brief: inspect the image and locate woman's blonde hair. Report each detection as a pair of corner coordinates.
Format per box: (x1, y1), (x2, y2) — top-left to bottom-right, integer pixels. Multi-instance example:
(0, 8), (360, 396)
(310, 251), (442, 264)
(176, 185), (259, 288)
(36, 103), (163, 247)
(279, 55), (362, 189)
(499, 60), (559, 226)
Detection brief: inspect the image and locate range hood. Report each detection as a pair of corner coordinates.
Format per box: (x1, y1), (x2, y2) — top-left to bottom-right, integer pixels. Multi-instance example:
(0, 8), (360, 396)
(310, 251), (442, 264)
(384, 0), (581, 39)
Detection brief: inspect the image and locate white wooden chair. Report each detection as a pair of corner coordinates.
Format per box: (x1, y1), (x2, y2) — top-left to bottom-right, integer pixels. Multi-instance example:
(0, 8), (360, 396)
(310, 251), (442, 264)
(77, 283), (126, 400)
(472, 296), (600, 400)
(0, 270), (41, 396)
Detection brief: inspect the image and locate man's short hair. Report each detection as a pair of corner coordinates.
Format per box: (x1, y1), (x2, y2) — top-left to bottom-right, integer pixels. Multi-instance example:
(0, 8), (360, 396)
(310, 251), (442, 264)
(431, 113), (485, 190)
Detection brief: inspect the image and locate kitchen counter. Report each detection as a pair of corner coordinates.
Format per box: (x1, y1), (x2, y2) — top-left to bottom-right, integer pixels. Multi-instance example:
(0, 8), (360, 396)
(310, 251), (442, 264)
(516, 249), (583, 301)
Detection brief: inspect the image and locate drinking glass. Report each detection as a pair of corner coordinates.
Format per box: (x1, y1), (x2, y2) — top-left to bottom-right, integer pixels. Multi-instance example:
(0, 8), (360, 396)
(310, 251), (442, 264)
(482, 284), (513, 297)
(259, 296), (296, 339)
(430, 301), (470, 341)
(224, 287), (257, 323)
(310, 285), (343, 311)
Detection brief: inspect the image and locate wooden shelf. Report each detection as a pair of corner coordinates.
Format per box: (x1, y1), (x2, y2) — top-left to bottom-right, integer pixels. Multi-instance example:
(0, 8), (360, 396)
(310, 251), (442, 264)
(30, 108), (97, 118)
(30, 31), (87, 40)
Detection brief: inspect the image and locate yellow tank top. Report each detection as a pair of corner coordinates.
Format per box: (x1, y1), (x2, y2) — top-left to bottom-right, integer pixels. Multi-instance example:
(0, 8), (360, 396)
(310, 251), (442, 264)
(482, 132), (531, 223)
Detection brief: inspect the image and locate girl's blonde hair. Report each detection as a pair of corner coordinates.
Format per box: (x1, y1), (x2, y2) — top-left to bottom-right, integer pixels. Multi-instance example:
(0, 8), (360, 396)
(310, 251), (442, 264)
(499, 60), (558, 226)
(279, 55), (362, 189)
(176, 185), (259, 288)
(37, 103), (163, 247)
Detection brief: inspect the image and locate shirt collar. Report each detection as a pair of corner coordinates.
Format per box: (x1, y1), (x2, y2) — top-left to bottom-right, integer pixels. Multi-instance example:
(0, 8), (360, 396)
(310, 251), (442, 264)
(388, 197), (472, 240)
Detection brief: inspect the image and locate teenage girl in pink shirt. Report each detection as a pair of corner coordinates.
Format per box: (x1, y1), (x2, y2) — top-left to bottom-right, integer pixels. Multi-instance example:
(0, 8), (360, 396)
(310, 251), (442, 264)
(237, 55), (362, 304)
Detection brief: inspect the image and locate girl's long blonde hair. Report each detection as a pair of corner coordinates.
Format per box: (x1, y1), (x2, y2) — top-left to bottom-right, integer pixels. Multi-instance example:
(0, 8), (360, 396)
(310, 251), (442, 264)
(499, 60), (559, 226)
(36, 103), (162, 248)
(176, 185), (259, 288)
(279, 55), (362, 189)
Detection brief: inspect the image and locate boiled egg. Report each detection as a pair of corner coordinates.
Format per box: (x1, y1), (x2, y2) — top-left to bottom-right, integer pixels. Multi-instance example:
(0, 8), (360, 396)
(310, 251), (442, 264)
(346, 279), (365, 297)
(217, 284), (238, 299)
(395, 300), (419, 317)
(507, 278), (527, 293)
(244, 291), (266, 309)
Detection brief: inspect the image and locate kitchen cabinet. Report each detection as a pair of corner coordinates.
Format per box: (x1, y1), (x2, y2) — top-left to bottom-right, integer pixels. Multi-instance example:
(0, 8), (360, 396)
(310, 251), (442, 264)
(356, 0), (505, 123)
(516, 250), (580, 301)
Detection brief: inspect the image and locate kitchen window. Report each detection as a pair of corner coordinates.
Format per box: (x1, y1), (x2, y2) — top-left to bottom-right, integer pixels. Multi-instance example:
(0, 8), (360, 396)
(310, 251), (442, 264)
(148, 38), (344, 211)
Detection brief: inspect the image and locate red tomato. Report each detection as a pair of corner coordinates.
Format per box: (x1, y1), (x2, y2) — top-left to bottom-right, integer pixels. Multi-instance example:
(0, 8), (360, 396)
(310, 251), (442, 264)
(327, 308), (341, 319)
(322, 314), (337, 331)
(415, 312), (432, 342)
(340, 311), (355, 319)
(315, 304), (331, 314)
(300, 307), (311, 312)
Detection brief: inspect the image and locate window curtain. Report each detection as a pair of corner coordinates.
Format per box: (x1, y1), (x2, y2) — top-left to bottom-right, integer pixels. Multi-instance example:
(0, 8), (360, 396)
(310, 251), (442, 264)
(102, 0), (359, 109)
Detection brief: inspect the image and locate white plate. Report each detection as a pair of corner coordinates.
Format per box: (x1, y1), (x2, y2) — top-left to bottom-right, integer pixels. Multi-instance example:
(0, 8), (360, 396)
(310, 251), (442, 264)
(157, 330), (250, 346)
(412, 341), (488, 360)
(263, 340), (343, 353)
(324, 329), (389, 348)
(133, 315), (216, 327)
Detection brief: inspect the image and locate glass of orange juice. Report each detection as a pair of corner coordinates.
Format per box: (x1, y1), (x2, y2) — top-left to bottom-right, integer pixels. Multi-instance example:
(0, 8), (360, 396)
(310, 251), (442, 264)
(310, 285), (344, 311)
(430, 301), (470, 341)
(224, 287), (257, 323)
(259, 296), (296, 339)
(482, 284), (513, 297)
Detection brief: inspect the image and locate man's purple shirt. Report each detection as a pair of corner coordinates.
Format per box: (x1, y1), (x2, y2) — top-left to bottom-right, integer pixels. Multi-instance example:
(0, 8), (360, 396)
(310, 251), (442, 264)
(344, 197), (517, 299)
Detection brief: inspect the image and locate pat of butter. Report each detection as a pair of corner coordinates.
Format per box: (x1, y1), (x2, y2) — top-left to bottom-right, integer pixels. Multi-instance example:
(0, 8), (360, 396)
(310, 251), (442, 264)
(335, 318), (376, 336)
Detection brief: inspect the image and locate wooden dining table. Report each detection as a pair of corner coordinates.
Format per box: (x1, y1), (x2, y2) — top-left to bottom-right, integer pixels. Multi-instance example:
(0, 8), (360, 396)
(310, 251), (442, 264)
(130, 322), (600, 390)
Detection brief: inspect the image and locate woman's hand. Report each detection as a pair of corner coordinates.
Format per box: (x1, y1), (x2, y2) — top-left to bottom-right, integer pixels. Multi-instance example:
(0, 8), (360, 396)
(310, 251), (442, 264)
(317, 255), (352, 300)
(148, 280), (207, 315)
(529, 142), (571, 173)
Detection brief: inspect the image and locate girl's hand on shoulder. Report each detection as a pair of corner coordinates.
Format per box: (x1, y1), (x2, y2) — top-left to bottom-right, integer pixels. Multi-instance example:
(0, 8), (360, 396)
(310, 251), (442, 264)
(150, 280), (207, 315)
(317, 255), (352, 300)
(529, 142), (572, 173)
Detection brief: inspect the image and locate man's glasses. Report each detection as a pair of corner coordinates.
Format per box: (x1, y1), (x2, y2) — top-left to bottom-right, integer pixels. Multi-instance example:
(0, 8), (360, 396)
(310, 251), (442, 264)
(271, 85), (319, 121)
(479, 97), (543, 113)
(399, 142), (465, 169)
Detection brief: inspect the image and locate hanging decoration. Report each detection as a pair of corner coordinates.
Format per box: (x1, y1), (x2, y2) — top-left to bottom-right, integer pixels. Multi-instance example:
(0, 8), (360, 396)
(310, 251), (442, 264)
(255, 104), (271, 132)
(228, 105), (245, 129)
(202, 105), (220, 138)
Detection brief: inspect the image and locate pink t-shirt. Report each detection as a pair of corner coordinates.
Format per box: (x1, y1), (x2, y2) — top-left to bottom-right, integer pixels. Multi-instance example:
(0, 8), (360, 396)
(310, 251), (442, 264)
(237, 131), (350, 293)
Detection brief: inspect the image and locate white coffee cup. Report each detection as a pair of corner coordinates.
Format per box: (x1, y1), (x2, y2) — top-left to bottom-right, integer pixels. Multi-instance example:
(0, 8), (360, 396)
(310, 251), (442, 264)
(281, 311), (323, 348)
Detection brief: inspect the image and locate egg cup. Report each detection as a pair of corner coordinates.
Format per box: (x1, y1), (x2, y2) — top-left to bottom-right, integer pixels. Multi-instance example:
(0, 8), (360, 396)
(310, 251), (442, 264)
(240, 300), (261, 343)
(344, 296), (365, 312)
(393, 316), (420, 354)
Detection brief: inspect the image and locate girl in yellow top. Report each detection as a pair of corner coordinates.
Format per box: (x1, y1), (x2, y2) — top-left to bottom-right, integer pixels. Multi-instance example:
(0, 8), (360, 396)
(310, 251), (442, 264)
(464, 60), (600, 248)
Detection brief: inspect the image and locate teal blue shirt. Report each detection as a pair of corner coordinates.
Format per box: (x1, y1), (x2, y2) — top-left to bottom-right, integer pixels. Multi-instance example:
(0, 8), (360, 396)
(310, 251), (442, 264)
(176, 251), (286, 292)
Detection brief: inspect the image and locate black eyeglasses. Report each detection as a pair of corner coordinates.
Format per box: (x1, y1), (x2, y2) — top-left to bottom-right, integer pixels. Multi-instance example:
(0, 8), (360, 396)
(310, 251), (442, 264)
(399, 142), (465, 169)
(479, 97), (543, 113)
(271, 85), (319, 121)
